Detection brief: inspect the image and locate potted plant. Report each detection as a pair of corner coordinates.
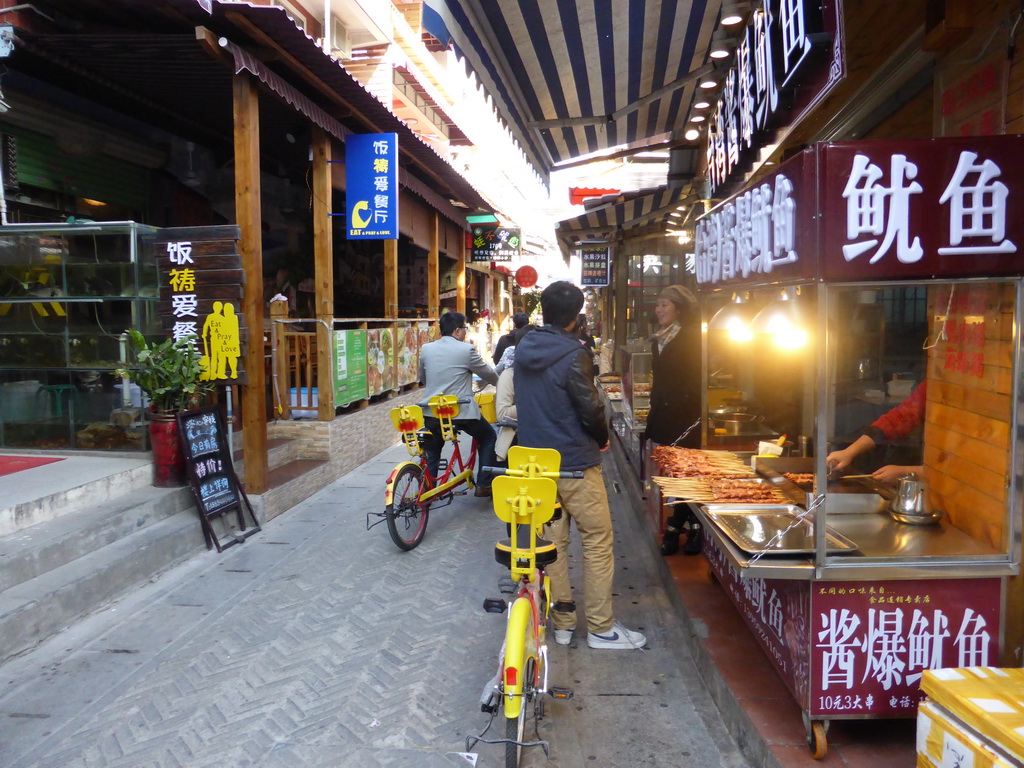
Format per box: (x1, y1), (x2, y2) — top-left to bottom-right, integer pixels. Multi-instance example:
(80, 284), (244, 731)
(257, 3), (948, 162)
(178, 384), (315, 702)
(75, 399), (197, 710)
(117, 329), (215, 487)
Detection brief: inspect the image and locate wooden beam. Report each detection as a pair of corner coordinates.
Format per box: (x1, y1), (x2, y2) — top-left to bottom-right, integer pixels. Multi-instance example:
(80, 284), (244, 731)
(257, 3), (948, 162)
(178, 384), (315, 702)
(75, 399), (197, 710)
(456, 233), (467, 315)
(613, 244), (628, 356)
(428, 212), (439, 317)
(233, 73), (268, 494)
(312, 127), (335, 421)
(223, 10), (460, 200)
(384, 239), (398, 319)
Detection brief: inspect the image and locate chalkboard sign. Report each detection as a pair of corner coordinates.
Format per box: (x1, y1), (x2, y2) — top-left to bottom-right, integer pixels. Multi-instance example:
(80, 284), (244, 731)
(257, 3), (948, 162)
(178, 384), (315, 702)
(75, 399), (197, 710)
(177, 406), (260, 551)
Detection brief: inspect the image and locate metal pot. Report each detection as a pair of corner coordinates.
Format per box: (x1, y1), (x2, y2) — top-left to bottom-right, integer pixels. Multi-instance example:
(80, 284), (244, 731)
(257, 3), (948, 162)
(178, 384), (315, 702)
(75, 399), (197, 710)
(889, 474), (944, 525)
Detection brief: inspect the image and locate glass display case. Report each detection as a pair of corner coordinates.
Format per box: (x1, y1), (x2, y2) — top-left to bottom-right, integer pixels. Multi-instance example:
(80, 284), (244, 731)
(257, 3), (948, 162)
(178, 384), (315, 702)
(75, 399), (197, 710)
(0, 221), (160, 450)
(618, 345), (651, 430)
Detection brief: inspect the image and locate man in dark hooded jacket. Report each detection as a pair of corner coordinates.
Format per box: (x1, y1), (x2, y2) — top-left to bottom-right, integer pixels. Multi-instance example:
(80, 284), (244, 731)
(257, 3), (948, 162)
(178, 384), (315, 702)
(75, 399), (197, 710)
(513, 281), (647, 650)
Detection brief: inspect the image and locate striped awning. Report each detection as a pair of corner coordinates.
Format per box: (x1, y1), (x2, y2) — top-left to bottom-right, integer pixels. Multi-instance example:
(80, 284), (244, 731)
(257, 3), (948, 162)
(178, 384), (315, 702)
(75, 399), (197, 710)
(556, 185), (694, 248)
(422, 0), (719, 183)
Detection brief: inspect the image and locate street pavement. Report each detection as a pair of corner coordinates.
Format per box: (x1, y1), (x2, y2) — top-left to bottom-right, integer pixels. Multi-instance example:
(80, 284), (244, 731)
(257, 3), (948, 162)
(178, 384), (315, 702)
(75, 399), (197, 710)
(0, 441), (749, 768)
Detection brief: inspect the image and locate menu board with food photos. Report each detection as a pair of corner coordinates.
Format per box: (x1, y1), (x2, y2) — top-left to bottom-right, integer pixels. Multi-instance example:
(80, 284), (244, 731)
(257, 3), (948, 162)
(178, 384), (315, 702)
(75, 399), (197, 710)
(177, 406), (260, 552)
(366, 327), (396, 395)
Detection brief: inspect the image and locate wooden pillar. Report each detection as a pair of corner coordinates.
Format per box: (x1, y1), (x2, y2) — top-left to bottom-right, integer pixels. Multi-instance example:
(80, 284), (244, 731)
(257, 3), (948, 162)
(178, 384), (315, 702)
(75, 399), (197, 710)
(233, 73), (267, 493)
(428, 213), (439, 317)
(312, 127), (335, 421)
(456, 233), (466, 315)
(384, 239), (398, 319)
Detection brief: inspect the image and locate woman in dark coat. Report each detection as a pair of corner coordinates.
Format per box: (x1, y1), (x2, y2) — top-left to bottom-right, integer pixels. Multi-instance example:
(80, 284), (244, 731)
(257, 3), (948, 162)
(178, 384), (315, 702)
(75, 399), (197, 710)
(644, 284), (703, 555)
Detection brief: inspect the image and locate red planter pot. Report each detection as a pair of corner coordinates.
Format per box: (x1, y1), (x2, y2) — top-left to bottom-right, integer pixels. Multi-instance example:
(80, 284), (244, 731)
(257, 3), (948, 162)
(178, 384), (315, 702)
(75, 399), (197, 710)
(148, 409), (187, 487)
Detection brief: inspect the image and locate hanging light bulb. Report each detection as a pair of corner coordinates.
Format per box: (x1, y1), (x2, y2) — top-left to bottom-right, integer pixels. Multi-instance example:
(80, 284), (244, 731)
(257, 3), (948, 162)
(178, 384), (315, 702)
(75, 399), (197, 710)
(708, 294), (755, 342)
(750, 287), (809, 348)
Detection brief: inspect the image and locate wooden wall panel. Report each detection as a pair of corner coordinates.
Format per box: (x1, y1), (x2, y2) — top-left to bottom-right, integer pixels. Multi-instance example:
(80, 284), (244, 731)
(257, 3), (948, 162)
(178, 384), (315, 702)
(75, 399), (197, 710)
(923, 282), (1014, 549)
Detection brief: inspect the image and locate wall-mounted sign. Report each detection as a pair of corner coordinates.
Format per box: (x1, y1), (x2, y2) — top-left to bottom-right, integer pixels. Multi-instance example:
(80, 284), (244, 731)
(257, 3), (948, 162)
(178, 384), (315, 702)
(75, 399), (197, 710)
(153, 225), (246, 384)
(333, 329), (368, 407)
(580, 245), (611, 287)
(696, 135), (1024, 286)
(470, 225), (520, 262)
(345, 133), (398, 240)
(705, 0), (845, 196)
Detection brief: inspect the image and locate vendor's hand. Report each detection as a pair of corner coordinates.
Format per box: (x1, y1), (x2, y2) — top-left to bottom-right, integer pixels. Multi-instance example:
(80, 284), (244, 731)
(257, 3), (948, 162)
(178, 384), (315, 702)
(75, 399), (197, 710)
(872, 465), (922, 485)
(600, 440), (610, 452)
(825, 449), (854, 475)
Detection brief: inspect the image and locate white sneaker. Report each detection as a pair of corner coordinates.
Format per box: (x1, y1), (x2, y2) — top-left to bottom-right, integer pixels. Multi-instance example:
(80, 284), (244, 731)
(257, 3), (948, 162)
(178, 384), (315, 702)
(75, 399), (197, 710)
(587, 621), (647, 649)
(553, 628), (573, 646)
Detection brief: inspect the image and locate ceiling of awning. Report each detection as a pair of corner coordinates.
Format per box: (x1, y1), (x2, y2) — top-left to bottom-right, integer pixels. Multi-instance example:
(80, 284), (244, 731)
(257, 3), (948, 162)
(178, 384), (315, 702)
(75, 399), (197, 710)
(13, 0), (490, 212)
(422, 0), (720, 183)
(555, 184), (693, 249)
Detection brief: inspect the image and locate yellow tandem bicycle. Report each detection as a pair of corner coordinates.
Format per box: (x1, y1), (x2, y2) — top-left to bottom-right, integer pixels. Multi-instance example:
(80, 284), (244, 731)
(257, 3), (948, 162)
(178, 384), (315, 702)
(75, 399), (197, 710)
(468, 445), (579, 767)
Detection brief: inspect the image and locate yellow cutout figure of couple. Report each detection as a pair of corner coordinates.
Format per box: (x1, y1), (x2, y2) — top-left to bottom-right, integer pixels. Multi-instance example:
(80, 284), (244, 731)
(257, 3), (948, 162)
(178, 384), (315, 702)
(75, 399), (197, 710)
(200, 301), (241, 381)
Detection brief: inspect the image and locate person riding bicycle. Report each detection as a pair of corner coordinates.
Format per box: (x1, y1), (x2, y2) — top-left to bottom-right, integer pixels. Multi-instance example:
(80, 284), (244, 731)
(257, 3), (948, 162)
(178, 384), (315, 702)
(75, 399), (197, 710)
(419, 311), (499, 497)
(513, 281), (647, 650)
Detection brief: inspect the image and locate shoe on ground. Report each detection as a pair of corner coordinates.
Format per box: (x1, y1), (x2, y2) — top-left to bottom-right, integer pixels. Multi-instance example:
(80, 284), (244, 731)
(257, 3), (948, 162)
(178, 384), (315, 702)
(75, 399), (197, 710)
(474, 486), (492, 497)
(660, 530), (680, 556)
(553, 628), (573, 646)
(587, 621), (647, 649)
(683, 525), (702, 555)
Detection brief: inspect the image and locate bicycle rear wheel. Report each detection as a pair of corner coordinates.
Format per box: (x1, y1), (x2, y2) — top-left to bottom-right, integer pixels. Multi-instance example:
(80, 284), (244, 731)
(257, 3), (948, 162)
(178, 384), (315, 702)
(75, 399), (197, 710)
(503, 598), (538, 768)
(386, 464), (429, 550)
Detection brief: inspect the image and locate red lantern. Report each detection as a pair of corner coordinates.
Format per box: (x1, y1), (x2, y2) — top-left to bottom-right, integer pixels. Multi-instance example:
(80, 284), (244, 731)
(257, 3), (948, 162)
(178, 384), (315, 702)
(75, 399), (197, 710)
(516, 265), (538, 288)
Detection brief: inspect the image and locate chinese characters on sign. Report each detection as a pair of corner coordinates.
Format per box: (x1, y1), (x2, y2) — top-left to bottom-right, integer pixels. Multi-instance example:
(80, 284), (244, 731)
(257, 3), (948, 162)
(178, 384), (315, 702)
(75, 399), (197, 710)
(470, 226), (521, 262)
(933, 284), (989, 380)
(579, 245), (610, 287)
(812, 580), (999, 717)
(706, 0), (844, 195)
(346, 133), (398, 240)
(154, 226), (245, 384)
(695, 137), (1024, 286)
(695, 169), (800, 285)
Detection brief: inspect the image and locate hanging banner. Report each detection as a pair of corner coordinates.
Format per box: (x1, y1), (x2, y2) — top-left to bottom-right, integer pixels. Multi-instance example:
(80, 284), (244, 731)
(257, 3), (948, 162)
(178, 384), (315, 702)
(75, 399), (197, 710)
(152, 225), (246, 385)
(345, 133), (398, 240)
(470, 225), (521, 262)
(580, 245), (611, 287)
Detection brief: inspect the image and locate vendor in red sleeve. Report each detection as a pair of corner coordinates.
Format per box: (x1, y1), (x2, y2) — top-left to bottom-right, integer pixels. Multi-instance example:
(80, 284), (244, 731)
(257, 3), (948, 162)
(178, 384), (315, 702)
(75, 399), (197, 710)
(826, 382), (926, 485)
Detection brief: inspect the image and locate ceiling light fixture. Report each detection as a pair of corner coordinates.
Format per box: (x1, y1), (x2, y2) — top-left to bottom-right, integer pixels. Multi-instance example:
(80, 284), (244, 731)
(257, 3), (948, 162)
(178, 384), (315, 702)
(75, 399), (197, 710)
(709, 29), (732, 59)
(721, 1), (751, 26)
(684, 128), (700, 141)
(699, 77), (717, 89)
(694, 100), (711, 109)
(690, 115), (706, 123)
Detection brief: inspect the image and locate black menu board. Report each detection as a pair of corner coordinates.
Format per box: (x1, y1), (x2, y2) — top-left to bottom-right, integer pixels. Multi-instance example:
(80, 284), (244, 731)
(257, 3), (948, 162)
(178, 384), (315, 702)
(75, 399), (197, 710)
(177, 406), (260, 551)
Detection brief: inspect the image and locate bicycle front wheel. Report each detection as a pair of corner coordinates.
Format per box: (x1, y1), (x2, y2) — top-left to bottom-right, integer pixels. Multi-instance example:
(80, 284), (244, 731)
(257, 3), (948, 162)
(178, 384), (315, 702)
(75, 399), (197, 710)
(386, 463), (429, 550)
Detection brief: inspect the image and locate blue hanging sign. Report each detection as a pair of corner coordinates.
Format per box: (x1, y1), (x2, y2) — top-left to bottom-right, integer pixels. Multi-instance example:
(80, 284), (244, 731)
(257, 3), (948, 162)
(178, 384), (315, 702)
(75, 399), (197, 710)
(345, 133), (398, 239)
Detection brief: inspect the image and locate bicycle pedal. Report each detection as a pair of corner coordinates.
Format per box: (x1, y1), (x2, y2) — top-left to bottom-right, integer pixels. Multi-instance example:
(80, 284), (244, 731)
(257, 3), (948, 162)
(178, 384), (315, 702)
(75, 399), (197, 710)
(480, 675), (500, 713)
(483, 597), (507, 613)
(549, 686), (574, 700)
(497, 577), (516, 596)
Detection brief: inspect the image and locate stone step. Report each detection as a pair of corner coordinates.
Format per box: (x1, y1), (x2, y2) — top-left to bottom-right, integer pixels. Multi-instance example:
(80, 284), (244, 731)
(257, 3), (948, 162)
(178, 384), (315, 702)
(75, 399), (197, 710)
(0, 459), (152, 537)
(0, 508), (207, 662)
(0, 484), (193, 593)
(258, 459), (332, 522)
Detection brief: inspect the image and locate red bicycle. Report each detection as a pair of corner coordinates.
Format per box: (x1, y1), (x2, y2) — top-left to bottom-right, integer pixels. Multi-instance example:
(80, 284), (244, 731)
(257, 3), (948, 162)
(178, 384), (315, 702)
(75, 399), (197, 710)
(369, 394), (480, 550)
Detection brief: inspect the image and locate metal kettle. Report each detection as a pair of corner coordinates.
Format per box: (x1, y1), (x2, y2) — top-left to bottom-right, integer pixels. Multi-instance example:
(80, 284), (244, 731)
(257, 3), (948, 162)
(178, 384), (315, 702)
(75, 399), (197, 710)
(890, 473), (944, 524)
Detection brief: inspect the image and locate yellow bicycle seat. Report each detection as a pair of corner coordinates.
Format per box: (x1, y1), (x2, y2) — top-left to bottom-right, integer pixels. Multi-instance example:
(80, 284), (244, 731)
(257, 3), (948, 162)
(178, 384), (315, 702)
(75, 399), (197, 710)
(495, 524), (557, 570)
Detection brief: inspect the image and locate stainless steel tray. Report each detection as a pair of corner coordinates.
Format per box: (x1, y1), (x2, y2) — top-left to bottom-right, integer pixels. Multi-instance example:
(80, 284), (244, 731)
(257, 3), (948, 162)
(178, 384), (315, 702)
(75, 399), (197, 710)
(701, 504), (858, 555)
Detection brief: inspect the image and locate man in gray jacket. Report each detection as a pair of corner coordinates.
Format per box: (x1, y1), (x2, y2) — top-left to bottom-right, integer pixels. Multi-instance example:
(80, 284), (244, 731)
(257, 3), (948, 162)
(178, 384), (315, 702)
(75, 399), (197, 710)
(418, 312), (499, 497)
(514, 282), (646, 649)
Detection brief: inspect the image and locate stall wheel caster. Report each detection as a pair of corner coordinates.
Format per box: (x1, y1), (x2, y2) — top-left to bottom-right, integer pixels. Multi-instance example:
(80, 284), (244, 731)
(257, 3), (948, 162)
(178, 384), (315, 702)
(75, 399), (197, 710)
(808, 720), (828, 759)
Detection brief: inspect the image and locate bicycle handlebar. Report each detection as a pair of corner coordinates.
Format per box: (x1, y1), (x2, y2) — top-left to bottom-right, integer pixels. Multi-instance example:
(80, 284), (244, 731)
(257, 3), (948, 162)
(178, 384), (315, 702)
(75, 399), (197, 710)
(483, 466), (584, 480)
(416, 398), (472, 408)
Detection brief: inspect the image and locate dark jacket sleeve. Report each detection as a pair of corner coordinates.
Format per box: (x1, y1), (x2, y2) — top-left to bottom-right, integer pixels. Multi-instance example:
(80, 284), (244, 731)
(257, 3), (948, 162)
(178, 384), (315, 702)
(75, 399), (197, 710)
(492, 335), (511, 364)
(565, 348), (609, 447)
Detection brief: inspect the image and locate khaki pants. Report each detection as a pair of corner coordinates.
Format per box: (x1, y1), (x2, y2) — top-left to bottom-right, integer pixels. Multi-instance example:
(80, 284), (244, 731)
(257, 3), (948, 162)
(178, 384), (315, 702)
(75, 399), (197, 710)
(545, 466), (615, 635)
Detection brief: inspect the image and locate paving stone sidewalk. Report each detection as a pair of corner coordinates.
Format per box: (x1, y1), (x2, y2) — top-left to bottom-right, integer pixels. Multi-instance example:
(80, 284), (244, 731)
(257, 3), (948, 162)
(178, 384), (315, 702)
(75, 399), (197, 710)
(0, 442), (748, 768)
